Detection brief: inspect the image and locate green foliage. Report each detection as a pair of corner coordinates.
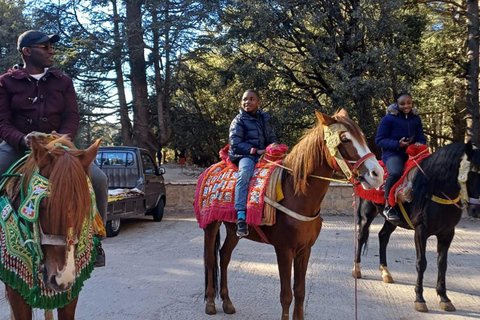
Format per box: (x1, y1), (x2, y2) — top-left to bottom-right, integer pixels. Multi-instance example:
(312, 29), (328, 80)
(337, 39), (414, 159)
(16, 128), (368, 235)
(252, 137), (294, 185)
(4, 0), (476, 164)
(0, 0), (29, 71)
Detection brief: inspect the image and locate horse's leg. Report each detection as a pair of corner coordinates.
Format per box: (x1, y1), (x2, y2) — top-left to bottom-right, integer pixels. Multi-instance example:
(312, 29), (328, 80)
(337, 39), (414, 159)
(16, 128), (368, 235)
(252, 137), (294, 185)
(353, 199), (378, 278)
(204, 221), (222, 315)
(292, 248), (311, 320)
(219, 223), (239, 314)
(414, 225), (429, 312)
(57, 297), (79, 320)
(275, 246), (294, 320)
(436, 231), (456, 312)
(378, 220), (397, 283)
(5, 285), (32, 320)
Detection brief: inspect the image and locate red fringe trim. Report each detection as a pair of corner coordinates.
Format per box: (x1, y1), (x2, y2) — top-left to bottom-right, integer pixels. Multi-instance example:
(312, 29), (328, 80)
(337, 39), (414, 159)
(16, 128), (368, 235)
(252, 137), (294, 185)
(355, 145), (430, 206)
(194, 150), (285, 229)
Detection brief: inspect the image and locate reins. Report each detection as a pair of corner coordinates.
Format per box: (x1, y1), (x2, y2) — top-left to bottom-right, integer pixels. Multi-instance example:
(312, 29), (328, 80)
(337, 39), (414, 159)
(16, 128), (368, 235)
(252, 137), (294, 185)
(263, 157), (350, 184)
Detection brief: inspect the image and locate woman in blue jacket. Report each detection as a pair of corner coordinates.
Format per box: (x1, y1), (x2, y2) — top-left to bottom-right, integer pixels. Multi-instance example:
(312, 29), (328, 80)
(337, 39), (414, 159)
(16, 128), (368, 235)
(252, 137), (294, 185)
(375, 93), (427, 221)
(228, 89), (278, 237)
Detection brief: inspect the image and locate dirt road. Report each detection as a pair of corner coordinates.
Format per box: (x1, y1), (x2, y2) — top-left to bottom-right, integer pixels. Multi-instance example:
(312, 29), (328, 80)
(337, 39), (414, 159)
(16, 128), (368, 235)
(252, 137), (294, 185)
(1, 210), (480, 320)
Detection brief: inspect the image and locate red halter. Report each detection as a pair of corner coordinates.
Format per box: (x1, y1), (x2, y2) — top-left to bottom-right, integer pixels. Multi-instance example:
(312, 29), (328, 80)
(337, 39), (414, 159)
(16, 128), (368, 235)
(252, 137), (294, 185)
(332, 152), (376, 184)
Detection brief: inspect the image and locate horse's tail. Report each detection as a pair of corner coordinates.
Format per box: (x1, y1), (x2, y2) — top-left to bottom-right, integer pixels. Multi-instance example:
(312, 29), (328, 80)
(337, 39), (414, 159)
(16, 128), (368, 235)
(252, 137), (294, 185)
(204, 228), (220, 300)
(356, 197), (375, 257)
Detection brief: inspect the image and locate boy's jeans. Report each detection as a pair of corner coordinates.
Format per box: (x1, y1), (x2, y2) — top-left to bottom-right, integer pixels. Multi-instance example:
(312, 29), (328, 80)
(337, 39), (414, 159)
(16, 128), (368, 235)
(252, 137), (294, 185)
(234, 157), (256, 212)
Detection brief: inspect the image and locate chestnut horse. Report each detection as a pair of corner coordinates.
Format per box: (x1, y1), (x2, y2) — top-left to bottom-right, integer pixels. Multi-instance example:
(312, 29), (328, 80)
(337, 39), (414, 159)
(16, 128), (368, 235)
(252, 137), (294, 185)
(1, 135), (100, 320)
(353, 142), (480, 312)
(202, 109), (384, 320)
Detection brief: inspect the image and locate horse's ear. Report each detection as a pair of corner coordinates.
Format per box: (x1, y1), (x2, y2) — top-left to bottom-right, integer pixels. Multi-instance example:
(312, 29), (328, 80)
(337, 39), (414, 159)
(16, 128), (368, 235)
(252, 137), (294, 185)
(466, 140), (474, 160)
(315, 109), (335, 125)
(31, 136), (52, 168)
(79, 139), (102, 170)
(336, 108), (349, 118)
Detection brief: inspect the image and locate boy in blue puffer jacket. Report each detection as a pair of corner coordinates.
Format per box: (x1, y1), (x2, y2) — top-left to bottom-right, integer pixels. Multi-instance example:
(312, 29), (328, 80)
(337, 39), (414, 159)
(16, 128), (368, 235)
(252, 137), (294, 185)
(375, 93), (427, 221)
(228, 89), (278, 237)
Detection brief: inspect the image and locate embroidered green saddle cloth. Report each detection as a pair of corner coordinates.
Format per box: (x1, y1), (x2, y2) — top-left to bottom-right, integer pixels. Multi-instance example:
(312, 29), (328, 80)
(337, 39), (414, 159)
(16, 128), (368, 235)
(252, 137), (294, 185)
(0, 156), (98, 309)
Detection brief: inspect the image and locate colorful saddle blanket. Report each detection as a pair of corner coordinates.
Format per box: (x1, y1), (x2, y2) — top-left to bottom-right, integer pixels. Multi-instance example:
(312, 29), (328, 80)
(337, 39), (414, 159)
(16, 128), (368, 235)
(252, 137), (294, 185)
(354, 144), (430, 206)
(194, 144), (287, 229)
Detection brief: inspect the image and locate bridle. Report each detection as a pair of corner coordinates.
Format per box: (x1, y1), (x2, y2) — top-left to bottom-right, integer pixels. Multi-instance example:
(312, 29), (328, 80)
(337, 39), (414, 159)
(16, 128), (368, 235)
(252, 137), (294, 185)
(323, 123), (375, 183)
(458, 153), (480, 206)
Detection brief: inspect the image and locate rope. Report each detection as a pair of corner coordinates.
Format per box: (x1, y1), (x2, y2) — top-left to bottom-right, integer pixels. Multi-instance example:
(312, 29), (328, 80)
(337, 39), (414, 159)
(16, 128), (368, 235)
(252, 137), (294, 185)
(352, 193), (358, 320)
(410, 150), (462, 209)
(397, 201), (415, 229)
(263, 157), (350, 184)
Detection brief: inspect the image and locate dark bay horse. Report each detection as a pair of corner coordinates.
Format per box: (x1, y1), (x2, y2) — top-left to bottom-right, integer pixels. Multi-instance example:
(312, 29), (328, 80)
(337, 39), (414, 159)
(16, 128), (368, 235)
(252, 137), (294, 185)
(353, 142), (480, 312)
(202, 109), (384, 320)
(1, 135), (101, 320)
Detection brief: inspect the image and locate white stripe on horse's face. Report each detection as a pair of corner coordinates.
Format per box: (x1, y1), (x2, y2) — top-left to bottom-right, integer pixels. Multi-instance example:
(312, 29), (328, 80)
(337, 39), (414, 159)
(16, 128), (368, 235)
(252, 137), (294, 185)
(345, 132), (384, 190)
(55, 245), (76, 289)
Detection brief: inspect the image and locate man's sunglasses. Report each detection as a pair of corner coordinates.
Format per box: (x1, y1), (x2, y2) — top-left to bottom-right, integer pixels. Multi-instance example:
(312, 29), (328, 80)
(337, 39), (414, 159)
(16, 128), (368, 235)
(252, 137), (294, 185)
(28, 44), (54, 50)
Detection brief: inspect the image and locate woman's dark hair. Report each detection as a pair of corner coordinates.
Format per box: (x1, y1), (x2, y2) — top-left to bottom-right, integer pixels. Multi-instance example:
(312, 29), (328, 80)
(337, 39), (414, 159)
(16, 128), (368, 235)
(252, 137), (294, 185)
(396, 92), (412, 102)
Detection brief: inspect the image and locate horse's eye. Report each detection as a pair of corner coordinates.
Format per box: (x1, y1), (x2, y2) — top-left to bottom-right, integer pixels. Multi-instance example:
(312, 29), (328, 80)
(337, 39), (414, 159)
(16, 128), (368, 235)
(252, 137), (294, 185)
(340, 133), (350, 143)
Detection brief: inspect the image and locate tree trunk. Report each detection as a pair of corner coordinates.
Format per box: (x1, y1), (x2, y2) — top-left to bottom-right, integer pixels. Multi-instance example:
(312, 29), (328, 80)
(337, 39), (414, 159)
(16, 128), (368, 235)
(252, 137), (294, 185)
(465, 0), (479, 144)
(112, 0), (133, 145)
(124, 0), (159, 153)
(150, 1), (173, 148)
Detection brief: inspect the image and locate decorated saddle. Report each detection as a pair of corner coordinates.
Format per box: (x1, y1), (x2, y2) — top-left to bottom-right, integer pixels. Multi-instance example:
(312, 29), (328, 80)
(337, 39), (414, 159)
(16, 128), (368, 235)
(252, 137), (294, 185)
(194, 144), (288, 229)
(0, 155), (103, 309)
(355, 144), (431, 206)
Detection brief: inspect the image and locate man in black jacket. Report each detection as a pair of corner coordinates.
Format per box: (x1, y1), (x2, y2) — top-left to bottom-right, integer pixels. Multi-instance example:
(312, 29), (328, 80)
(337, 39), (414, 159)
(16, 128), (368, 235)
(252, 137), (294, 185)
(228, 89), (277, 237)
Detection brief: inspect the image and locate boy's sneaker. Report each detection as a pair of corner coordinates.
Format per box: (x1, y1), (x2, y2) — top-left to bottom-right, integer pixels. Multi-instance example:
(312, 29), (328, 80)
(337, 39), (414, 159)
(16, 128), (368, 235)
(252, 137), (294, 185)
(236, 219), (249, 238)
(383, 206), (400, 221)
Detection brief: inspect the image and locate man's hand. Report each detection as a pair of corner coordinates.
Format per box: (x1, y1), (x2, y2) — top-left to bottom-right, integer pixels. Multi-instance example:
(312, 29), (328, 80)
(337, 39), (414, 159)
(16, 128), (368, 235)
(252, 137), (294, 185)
(257, 149), (266, 155)
(23, 131), (46, 149)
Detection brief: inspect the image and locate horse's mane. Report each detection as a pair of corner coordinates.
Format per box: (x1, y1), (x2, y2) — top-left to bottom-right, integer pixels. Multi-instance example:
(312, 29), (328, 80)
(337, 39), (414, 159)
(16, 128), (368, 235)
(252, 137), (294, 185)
(283, 110), (366, 195)
(7, 137), (91, 236)
(410, 143), (467, 225)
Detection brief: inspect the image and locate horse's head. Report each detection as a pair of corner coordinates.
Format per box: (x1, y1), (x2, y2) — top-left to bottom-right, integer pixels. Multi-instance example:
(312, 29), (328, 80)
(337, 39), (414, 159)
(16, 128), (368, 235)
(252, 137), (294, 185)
(462, 142), (480, 218)
(317, 109), (384, 190)
(27, 135), (101, 292)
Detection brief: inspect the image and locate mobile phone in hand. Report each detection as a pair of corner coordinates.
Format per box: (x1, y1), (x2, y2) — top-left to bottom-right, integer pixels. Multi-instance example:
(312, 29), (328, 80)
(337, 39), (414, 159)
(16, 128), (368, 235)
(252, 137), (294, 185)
(404, 136), (414, 142)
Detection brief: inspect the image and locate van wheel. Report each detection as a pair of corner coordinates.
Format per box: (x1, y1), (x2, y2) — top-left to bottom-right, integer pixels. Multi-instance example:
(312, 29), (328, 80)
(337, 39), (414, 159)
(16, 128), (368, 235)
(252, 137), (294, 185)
(153, 198), (165, 222)
(106, 218), (121, 237)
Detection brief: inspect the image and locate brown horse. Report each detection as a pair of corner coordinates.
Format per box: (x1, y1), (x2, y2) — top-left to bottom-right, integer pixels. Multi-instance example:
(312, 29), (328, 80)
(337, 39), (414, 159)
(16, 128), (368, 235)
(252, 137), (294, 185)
(201, 109), (384, 320)
(1, 135), (100, 320)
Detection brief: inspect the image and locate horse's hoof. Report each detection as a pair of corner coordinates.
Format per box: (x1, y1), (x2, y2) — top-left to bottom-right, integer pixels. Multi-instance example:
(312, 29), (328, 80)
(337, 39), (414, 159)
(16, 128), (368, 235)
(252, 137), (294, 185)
(382, 274), (394, 283)
(222, 300), (236, 314)
(205, 301), (217, 315)
(414, 302), (429, 312)
(352, 263), (362, 278)
(352, 269), (362, 278)
(440, 301), (456, 312)
(379, 266), (394, 283)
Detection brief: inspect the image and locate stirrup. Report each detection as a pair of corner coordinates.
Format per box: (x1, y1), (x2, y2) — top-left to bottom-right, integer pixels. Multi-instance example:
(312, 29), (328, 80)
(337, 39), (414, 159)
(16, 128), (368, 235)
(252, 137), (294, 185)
(94, 243), (106, 268)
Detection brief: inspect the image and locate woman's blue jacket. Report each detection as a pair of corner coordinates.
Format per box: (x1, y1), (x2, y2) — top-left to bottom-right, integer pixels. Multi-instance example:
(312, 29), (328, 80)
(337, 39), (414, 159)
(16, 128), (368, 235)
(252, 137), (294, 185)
(375, 104), (426, 163)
